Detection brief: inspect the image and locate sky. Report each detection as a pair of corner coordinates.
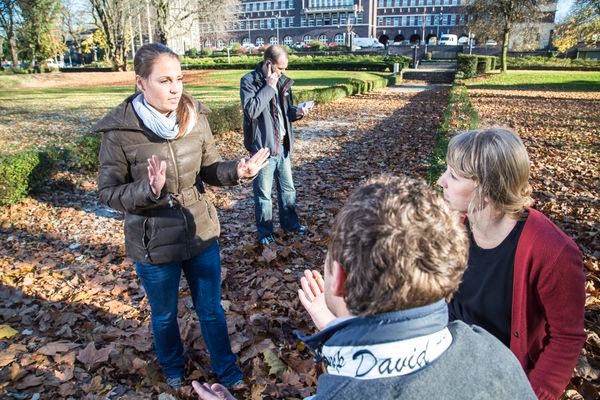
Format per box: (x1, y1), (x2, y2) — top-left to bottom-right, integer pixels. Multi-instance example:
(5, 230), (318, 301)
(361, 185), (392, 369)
(556, 0), (575, 22)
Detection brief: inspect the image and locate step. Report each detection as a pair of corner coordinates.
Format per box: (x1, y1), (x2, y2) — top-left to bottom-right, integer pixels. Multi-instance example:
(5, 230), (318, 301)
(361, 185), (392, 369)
(401, 70), (455, 83)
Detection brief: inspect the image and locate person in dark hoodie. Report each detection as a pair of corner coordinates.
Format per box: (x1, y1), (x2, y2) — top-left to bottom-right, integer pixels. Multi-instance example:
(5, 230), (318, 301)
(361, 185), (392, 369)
(94, 43), (269, 391)
(192, 175), (536, 400)
(240, 44), (311, 245)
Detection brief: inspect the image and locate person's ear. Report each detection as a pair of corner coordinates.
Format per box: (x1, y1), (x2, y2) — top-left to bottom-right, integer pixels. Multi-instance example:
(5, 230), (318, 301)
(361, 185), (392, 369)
(135, 75), (145, 92)
(330, 261), (347, 297)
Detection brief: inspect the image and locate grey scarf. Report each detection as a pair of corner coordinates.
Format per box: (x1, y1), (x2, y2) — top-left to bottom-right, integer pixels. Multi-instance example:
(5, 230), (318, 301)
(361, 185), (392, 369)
(132, 93), (195, 140)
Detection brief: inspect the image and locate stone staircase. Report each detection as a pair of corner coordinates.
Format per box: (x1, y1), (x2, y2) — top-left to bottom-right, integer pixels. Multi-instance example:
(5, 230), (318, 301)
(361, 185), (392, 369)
(400, 61), (457, 83)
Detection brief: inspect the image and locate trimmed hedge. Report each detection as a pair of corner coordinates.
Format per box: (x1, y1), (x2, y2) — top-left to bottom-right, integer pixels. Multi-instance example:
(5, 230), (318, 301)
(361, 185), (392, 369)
(476, 56), (495, 74)
(427, 83), (479, 184)
(182, 54), (411, 72)
(0, 150), (54, 206)
(457, 54), (478, 78)
(507, 56), (600, 71)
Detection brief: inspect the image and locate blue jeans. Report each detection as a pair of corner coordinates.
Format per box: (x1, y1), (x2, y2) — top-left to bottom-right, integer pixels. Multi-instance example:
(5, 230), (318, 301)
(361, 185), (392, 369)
(253, 145), (300, 240)
(134, 241), (242, 386)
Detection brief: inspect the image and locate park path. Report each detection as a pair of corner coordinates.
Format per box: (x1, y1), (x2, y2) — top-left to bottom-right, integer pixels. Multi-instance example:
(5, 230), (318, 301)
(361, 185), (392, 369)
(0, 84), (450, 399)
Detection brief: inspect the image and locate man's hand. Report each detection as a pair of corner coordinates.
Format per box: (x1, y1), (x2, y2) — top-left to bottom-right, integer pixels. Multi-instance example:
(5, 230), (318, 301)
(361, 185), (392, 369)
(237, 148), (270, 179)
(298, 269), (336, 331)
(147, 155), (166, 197)
(192, 381), (236, 400)
(264, 62), (280, 88)
(297, 106), (310, 117)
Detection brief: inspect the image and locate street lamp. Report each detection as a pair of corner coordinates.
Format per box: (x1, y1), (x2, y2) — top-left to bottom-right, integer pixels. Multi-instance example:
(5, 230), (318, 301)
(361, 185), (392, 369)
(436, 12), (443, 41)
(275, 13), (280, 44)
(246, 16), (251, 45)
(346, 4), (362, 50)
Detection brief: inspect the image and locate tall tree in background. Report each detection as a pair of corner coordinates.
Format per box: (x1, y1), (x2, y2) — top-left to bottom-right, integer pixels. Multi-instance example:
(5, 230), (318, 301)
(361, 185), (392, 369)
(553, 0), (600, 52)
(18, 0), (64, 67)
(195, 0), (240, 45)
(61, 0), (91, 59)
(465, 0), (550, 72)
(0, 0), (21, 67)
(151, 0), (240, 48)
(89, 0), (130, 70)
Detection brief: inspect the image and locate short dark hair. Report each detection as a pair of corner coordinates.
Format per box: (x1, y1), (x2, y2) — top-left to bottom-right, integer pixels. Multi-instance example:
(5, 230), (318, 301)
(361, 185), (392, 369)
(263, 44), (288, 63)
(328, 175), (469, 316)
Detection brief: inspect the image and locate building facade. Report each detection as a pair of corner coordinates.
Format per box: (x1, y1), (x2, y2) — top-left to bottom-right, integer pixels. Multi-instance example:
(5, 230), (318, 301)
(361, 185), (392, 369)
(168, 0), (555, 54)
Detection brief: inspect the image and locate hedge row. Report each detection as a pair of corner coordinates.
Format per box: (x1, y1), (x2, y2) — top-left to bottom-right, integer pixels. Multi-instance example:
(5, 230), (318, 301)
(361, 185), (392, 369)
(507, 56), (600, 71)
(0, 74), (391, 206)
(427, 83), (479, 184)
(457, 54), (497, 79)
(182, 54), (411, 72)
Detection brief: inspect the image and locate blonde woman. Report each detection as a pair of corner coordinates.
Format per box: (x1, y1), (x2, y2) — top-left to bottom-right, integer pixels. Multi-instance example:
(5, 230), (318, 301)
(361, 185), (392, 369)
(437, 128), (585, 399)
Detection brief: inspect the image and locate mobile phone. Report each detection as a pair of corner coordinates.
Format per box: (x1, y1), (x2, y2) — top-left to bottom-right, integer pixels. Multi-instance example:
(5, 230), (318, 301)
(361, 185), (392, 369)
(265, 60), (272, 74)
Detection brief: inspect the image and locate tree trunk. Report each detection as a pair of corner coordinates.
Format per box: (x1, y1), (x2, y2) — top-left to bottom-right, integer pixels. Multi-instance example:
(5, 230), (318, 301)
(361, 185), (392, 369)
(501, 28), (510, 73)
(7, 32), (19, 67)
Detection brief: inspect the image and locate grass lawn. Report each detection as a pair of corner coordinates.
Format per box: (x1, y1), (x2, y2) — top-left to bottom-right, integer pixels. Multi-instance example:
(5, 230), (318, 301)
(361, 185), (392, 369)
(0, 69), (386, 153)
(467, 70), (600, 91)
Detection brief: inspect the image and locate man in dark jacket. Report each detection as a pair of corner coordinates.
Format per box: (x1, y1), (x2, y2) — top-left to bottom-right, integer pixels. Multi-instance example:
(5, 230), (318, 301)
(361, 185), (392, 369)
(240, 45), (310, 245)
(192, 175), (536, 400)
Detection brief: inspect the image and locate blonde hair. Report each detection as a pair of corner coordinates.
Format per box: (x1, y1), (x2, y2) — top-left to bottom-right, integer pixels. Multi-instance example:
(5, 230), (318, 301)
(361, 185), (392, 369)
(446, 128), (533, 218)
(328, 175), (469, 316)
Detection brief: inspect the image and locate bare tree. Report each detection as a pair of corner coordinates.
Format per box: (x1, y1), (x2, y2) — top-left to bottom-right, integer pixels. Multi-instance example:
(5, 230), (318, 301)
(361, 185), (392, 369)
(61, 0), (92, 58)
(89, 0), (130, 70)
(151, 0), (240, 49)
(0, 0), (21, 67)
(465, 0), (551, 72)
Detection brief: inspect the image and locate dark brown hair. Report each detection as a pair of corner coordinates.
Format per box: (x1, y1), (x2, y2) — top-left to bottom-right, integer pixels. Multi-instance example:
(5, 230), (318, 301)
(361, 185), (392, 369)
(133, 43), (194, 138)
(328, 175), (469, 315)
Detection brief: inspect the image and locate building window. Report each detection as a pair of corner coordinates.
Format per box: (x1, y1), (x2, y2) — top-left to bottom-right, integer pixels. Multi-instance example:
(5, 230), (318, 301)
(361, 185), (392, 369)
(386, 0), (392, 7)
(256, 36), (265, 46)
(450, 14), (456, 25)
(379, 0), (384, 7)
(229, 39), (237, 46)
(394, 0), (400, 6)
(283, 35), (293, 45)
(289, 17), (294, 26)
(301, 17), (306, 26)
(334, 33), (344, 44)
(204, 39), (211, 48)
(270, 36), (278, 44)
(426, 15), (431, 25)
(260, 19), (266, 28)
(393, 16), (399, 26)
(216, 39), (224, 49)
(378, 16), (383, 25)
(318, 34), (327, 44)
(303, 34), (311, 44)
(243, 37), (251, 44)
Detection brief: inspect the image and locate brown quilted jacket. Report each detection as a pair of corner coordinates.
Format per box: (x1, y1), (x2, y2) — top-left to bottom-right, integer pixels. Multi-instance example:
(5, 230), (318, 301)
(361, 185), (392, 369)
(94, 94), (239, 264)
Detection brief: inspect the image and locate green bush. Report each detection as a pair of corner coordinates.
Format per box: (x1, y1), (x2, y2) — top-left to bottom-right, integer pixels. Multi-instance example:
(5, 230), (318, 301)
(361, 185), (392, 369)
(425, 52), (432, 61)
(0, 150), (55, 206)
(73, 133), (102, 171)
(181, 54), (410, 72)
(476, 56), (493, 74)
(457, 54), (478, 78)
(507, 56), (600, 71)
(207, 104), (244, 135)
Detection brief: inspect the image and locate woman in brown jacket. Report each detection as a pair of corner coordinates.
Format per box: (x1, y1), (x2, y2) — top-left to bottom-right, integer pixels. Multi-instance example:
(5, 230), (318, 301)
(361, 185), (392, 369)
(95, 43), (268, 390)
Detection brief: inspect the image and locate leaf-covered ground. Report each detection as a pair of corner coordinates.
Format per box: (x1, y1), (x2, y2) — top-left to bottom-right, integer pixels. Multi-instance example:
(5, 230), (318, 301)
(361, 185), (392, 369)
(468, 87), (600, 399)
(0, 85), (449, 399)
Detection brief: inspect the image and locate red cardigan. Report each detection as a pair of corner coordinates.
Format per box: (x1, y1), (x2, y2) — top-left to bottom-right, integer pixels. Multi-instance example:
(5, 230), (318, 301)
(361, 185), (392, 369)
(510, 208), (586, 399)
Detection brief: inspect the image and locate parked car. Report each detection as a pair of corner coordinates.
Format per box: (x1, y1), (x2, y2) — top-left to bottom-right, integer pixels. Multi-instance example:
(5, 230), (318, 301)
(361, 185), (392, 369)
(45, 58), (63, 69)
(485, 39), (498, 46)
(293, 42), (308, 49)
(438, 34), (458, 46)
(1, 60), (12, 68)
(353, 37), (385, 49)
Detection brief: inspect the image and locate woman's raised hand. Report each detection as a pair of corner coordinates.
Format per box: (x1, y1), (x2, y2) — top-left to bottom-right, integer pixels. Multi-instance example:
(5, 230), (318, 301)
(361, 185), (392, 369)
(236, 148), (270, 179)
(298, 269), (336, 331)
(147, 155), (166, 197)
